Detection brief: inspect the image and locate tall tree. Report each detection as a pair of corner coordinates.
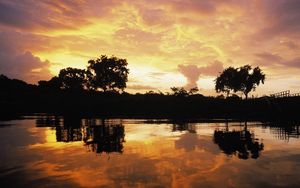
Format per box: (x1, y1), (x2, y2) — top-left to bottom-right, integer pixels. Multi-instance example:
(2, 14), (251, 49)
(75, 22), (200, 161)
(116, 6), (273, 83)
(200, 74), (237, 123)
(215, 67), (237, 96)
(215, 65), (265, 99)
(238, 65), (265, 99)
(58, 67), (89, 90)
(87, 55), (129, 92)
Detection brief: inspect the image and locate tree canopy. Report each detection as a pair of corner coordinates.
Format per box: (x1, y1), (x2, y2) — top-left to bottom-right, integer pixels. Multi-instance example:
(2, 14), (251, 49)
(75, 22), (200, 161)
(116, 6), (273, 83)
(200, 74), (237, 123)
(87, 55), (129, 92)
(170, 87), (199, 97)
(38, 76), (62, 91)
(58, 67), (89, 90)
(37, 55), (129, 92)
(215, 65), (265, 99)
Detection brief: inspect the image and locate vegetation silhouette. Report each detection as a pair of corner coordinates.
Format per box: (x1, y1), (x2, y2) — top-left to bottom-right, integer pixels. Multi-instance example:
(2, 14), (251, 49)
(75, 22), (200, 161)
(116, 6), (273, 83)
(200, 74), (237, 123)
(83, 122), (125, 154)
(215, 65), (265, 99)
(87, 55), (129, 92)
(58, 67), (90, 91)
(213, 123), (264, 159)
(0, 54), (299, 121)
(38, 76), (62, 91)
(36, 55), (129, 92)
(170, 87), (200, 97)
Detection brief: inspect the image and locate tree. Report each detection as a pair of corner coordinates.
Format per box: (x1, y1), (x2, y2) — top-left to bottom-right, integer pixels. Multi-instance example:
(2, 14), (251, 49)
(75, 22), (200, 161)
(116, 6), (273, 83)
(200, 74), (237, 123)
(215, 67), (237, 96)
(188, 87), (199, 95)
(58, 67), (89, 90)
(215, 65), (265, 99)
(38, 76), (62, 91)
(170, 87), (188, 97)
(87, 55), (129, 92)
(239, 66), (265, 99)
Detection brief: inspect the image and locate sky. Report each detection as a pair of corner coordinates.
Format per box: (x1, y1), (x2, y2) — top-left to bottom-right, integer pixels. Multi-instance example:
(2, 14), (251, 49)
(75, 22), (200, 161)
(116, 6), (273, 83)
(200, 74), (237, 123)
(0, 0), (300, 96)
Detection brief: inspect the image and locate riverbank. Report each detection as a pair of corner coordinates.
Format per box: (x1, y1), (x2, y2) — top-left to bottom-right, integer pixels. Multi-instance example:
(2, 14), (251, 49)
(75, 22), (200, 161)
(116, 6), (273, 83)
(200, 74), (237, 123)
(1, 90), (300, 121)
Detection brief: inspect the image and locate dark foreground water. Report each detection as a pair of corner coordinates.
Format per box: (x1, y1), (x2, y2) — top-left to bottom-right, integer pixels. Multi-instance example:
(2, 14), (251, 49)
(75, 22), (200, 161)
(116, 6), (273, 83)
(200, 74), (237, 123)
(1, 116), (300, 188)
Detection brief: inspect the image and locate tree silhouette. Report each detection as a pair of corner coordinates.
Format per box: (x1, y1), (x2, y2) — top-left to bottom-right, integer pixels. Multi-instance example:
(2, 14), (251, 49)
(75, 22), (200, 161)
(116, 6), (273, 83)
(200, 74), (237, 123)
(170, 87), (188, 97)
(215, 65), (265, 99)
(87, 55), (129, 92)
(213, 125), (264, 159)
(215, 67), (237, 96)
(239, 66), (265, 99)
(170, 87), (200, 96)
(38, 76), (62, 91)
(188, 87), (199, 95)
(58, 67), (89, 90)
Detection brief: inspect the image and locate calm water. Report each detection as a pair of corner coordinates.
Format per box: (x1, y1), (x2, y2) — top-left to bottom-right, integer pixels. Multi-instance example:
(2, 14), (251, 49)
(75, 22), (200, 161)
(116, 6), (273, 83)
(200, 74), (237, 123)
(1, 116), (300, 188)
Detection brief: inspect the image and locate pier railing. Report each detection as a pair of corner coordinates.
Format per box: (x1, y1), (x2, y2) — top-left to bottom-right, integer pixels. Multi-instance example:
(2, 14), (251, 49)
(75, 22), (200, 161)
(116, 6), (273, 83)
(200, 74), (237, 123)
(270, 90), (300, 98)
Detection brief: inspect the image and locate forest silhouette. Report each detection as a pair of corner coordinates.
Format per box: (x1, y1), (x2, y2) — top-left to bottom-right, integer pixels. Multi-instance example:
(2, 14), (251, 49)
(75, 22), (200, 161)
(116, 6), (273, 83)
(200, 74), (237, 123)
(0, 54), (300, 121)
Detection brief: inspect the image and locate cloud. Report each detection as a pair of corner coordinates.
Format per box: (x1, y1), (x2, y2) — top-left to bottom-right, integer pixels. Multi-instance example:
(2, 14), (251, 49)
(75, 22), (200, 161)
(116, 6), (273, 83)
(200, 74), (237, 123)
(255, 52), (283, 64)
(0, 0), (120, 31)
(280, 40), (299, 50)
(178, 61), (223, 89)
(138, 7), (173, 26)
(0, 31), (52, 83)
(285, 57), (300, 69)
(255, 0), (300, 40)
(178, 64), (201, 89)
(114, 28), (163, 55)
(0, 51), (52, 83)
(169, 0), (216, 15)
(127, 84), (156, 90)
(255, 52), (300, 69)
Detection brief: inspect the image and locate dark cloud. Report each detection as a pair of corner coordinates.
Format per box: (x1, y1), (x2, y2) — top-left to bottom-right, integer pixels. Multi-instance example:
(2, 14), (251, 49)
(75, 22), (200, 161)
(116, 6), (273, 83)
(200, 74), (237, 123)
(0, 51), (52, 83)
(0, 0), (120, 30)
(169, 0), (216, 15)
(255, 0), (300, 39)
(0, 31), (52, 83)
(178, 60), (223, 89)
(255, 52), (300, 69)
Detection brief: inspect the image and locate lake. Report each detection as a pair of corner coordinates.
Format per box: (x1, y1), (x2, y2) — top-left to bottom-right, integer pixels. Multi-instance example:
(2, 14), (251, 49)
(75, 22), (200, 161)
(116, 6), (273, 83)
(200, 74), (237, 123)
(1, 116), (300, 187)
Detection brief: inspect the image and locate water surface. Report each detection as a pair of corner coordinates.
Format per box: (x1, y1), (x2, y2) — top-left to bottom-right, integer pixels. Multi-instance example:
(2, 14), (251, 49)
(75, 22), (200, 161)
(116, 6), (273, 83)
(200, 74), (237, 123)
(1, 116), (300, 187)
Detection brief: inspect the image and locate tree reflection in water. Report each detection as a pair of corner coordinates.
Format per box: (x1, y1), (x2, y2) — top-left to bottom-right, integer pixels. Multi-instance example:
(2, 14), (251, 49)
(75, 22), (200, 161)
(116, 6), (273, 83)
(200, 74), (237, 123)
(213, 122), (264, 159)
(82, 119), (125, 154)
(172, 121), (196, 133)
(262, 122), (300, 141)
(36, 116), (125, 154)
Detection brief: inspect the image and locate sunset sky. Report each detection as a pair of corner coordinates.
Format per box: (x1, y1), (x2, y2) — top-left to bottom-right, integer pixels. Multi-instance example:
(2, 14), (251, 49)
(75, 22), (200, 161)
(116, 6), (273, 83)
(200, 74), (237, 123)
(0, 0), (300, 96)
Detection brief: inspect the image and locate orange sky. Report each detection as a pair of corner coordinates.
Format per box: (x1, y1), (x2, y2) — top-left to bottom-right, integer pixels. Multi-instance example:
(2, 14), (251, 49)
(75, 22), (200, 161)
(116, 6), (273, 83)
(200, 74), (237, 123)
(0, 0), (300, 96)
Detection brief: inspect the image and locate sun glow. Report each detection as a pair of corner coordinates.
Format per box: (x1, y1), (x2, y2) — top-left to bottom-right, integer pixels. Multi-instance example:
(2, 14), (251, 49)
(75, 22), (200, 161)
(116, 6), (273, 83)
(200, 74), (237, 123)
(1, 0), (299, 95)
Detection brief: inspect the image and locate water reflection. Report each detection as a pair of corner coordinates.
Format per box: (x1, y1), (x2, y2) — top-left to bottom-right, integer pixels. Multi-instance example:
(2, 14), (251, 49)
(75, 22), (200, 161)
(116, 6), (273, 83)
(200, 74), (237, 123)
(34, 116), (300, 159)
(2, 117), (300, 187)
(213, 123), (264, 159)
(262, 122), (300, 141)
(172, 121), (196, 133)
(36, 116), (125, 154)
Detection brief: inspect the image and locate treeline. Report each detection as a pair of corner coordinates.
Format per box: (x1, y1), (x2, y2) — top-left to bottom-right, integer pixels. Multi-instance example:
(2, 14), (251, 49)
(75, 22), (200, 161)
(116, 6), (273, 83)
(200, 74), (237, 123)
(38, 55), (129, 92)
(1, 72), (300, 121)
(0, 54), (299, 120)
